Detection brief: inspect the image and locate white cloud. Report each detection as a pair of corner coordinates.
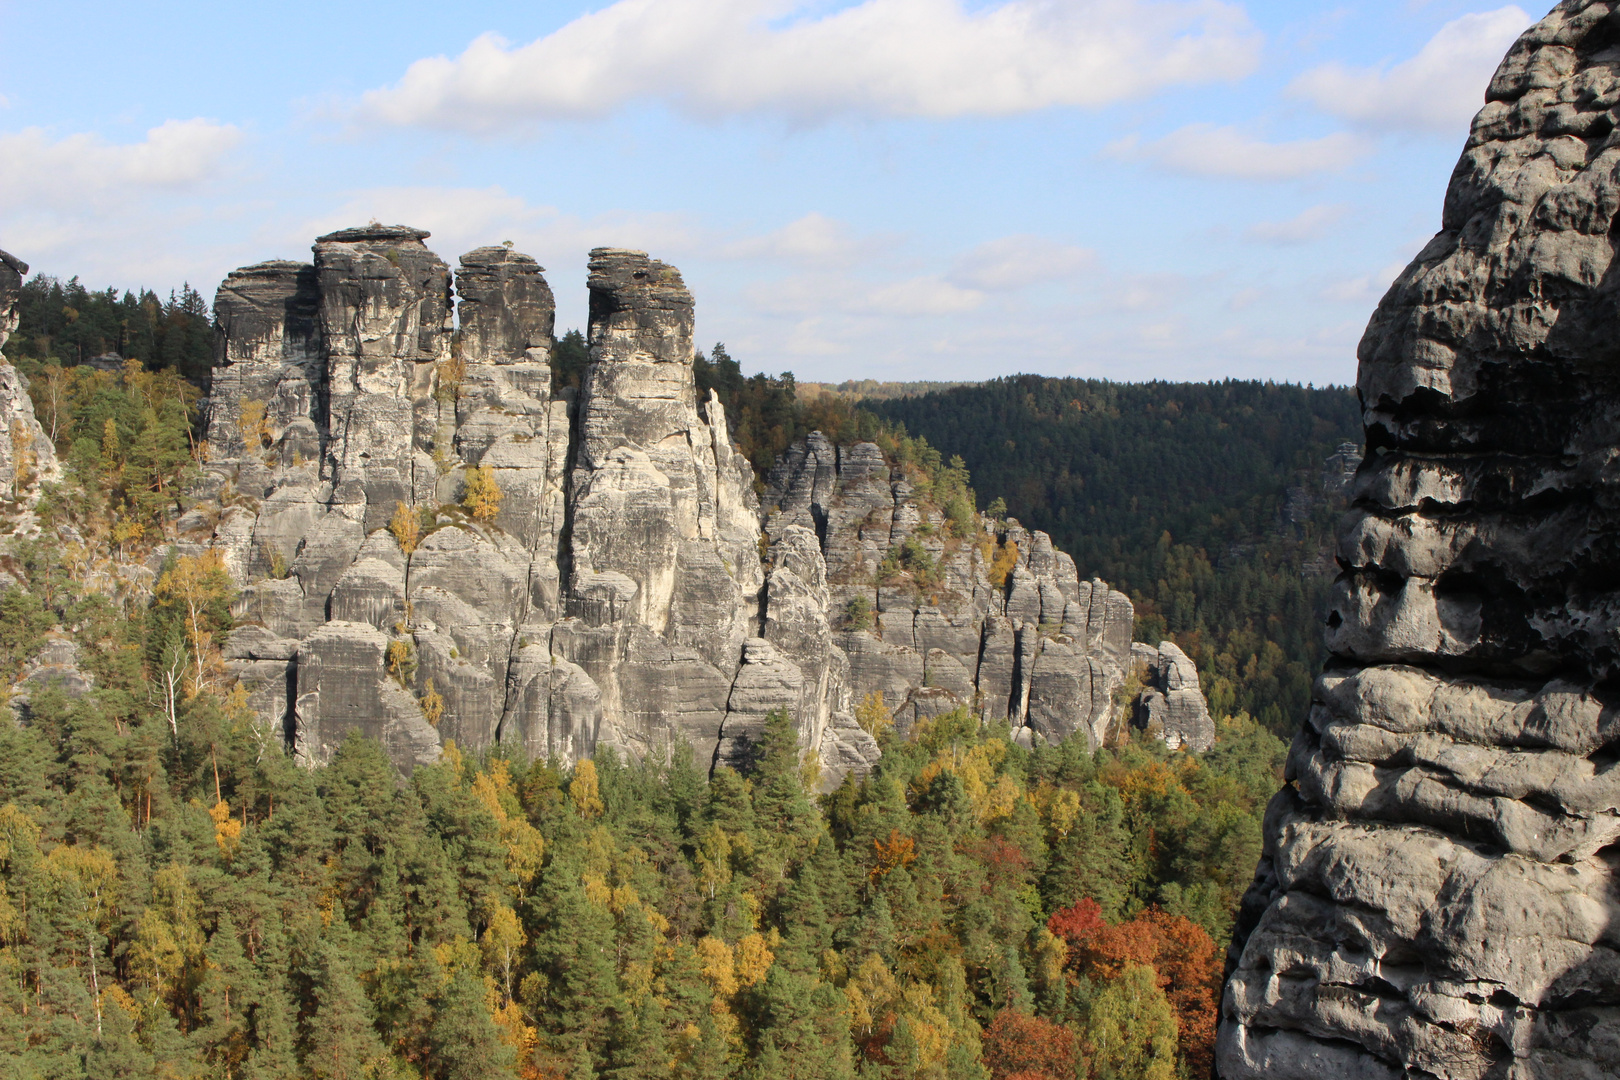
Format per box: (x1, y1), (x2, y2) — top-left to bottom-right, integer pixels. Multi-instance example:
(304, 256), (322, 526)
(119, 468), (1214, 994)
(1227, 286), (1264, 310)
(1107, 272), (1189, 311)
(1319, 257), (1411, 305)
(748, 270), (984, 318)
(357, 0), (1261, 128)
(0, 119), (242, 207)
(1110, 124), (1367, 180)
(863, 275), (984, 315)
(284, 185), (704, 268)
(720, 213), (883, 266)
(0, 120), (248, 295)
(1244, 203), (1349, 244)
(948, 234), (1097, 290)
(1290, 7), (1533, 133)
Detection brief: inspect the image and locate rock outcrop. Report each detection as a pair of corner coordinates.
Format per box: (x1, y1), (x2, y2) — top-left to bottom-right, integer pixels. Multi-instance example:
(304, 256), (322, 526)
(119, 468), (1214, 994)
(0, 249), (56, 503)
(1221, 5), (1620, 1077)
(763, 433), (1150, 749)
(1132, 639), (1214, 752)
(196, 226), (1206, 779)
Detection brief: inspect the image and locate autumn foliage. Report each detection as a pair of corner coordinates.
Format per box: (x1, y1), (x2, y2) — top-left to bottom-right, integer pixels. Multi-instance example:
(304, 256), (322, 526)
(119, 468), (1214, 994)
(1048, 898), (1222, 1075)
(981, 1009), (1077, 1080)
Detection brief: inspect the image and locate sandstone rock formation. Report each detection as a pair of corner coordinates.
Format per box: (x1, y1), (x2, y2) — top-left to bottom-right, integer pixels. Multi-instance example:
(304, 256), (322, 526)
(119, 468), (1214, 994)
(1131, 639), (1214, 752)
(1220, 4), (1620, 1076)
(0, 249), (57, 502)
(195, 226), (1205, 780)
(763, 433), (1156, 749)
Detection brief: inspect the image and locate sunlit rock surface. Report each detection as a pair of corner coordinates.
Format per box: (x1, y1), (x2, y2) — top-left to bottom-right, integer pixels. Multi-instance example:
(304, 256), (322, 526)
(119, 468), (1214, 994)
(1220, 4), (1620, 1076)
(197, 227), (1205, 781)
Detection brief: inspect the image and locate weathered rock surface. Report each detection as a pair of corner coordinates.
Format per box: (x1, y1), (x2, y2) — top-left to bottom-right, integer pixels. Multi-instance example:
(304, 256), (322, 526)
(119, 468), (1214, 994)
(1132, 639), (1215, 752)
(0, 249), (57, 502)
(763, 437), (1165, 748)
(1221, 5), (1620, 1077)
(5, 633), (93, 722)
(195, 225), (1207, 780)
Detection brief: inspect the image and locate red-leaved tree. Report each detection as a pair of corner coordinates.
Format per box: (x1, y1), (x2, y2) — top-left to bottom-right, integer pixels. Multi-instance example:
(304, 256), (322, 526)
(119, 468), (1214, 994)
(981, 1008), (1077, 1080)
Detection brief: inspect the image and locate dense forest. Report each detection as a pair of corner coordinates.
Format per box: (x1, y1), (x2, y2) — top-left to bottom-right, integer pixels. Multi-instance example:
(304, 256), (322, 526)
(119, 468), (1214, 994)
(5, 274), (215, 383)
(867, 378), (1362, 738)
(0, 359), (1289, 1080)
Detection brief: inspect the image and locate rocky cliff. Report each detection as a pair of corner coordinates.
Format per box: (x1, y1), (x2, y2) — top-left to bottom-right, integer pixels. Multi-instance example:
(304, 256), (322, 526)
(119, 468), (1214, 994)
(1220, 3), (1620, 1077)
(0, 249), (57, 510)
(179, 226), (1210, 779)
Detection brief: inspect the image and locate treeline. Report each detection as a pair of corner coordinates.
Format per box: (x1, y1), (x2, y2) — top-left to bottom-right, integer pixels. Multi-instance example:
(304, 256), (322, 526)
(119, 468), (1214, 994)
(8, 275), (215, 382)
(694, 344), (894, 477)
(863, 377), (1361, 738)
(800, 381), (970, 402)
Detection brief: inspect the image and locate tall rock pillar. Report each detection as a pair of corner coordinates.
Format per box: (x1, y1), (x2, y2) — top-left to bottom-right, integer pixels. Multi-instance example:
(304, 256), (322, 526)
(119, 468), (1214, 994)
(562, 248), (762, 762)
(1221, 4), (1620, 1077)
(314, 225), (452, 532)
(0, 250), (56, 500)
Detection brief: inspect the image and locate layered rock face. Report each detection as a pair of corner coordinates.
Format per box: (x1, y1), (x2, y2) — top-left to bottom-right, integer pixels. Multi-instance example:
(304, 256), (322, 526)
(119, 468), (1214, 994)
(1221, 5), (1620, 1076)
(764, 434), (1208, 750)
(0, 250), (57, 502)
(200, 226), (1203, 779)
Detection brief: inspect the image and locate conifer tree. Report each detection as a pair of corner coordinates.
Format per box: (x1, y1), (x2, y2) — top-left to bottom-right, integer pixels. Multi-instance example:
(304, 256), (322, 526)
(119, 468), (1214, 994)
(303, 926), (386, 1080)
(429, 964), (518, 1080)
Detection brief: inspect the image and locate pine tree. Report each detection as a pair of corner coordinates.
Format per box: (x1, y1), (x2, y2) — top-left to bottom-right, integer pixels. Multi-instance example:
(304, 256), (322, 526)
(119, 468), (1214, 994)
(743, 967), (853, 1080)
(303, 926), (385, 1080)
(748, 709), (817, 852)
(429, 964), (518, 1080)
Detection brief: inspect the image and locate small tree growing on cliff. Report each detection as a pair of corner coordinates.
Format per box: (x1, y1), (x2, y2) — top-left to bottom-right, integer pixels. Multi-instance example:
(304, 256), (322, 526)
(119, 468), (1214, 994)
(419, 678), (444, 725)
(462, 465), (502, 523)
(389, 500), (420, 555)
(844, 595), (874, 631)
(9, 419), (35, 497)
(386, 638), (415, 687)
(237, 398), (270, 454)
(153, 548), (234, 696)
(855, 691), (891, 739)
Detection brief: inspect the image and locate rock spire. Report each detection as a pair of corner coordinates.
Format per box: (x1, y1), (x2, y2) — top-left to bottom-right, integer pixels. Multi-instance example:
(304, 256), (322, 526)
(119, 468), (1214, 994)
(0, 249), (57, 504)
(1220, 4), (1620, 1077)
(189, 229), (1209, 778)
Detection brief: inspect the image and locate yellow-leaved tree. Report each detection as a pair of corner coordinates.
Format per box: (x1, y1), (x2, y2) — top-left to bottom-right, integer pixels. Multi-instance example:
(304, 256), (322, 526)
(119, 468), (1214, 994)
(568, 759), (604, 821)
(154, 549), (235, 696)
(463, 465), (502, 523)
(389, 499), (421, 555)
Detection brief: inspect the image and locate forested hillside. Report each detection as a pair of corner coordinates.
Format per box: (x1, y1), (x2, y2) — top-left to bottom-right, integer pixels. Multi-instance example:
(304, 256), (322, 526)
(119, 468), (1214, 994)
(2, 631), (1282, 1079)
(0, 277), (1298, 1078)
(868, 378), (1361, 738)
(0, 352), (1284, 1079)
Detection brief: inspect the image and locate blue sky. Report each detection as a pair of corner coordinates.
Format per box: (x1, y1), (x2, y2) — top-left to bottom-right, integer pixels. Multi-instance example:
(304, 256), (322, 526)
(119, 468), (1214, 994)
(0, 0), (1539, 385)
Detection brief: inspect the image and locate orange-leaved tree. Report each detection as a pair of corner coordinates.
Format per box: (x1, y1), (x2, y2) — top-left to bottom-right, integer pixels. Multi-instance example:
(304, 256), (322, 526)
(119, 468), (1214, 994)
(1047, 897), (1221, 1077)
(981, 1008), (1077, 1080)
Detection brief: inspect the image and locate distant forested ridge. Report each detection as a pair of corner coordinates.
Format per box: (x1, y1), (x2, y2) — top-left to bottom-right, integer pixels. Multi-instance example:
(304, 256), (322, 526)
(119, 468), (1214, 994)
(867, 376), (1363, 738)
